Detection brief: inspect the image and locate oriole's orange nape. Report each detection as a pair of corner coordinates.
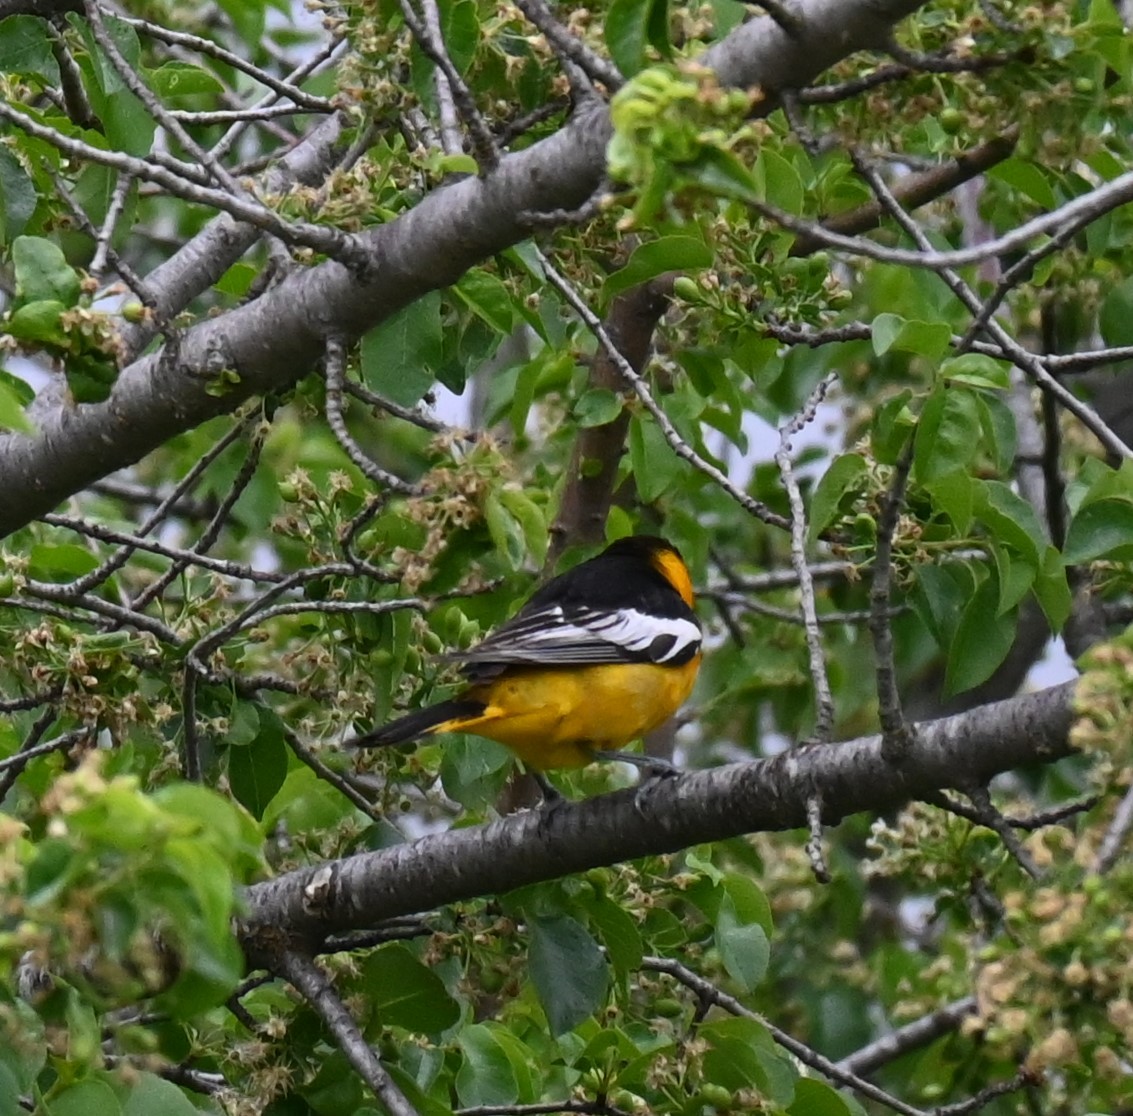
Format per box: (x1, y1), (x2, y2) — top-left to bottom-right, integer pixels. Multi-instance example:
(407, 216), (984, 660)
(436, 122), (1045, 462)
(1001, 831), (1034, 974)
(352, 535), (702, 773)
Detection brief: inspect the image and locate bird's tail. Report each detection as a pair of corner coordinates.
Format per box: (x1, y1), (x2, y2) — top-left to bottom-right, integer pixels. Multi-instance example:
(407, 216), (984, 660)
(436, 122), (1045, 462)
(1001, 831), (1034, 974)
(350, 699), (486, 749)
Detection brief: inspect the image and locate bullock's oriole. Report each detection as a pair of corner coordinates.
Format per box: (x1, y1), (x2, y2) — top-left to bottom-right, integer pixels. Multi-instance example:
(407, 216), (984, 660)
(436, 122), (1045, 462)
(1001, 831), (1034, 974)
(353, 535), (702, 772)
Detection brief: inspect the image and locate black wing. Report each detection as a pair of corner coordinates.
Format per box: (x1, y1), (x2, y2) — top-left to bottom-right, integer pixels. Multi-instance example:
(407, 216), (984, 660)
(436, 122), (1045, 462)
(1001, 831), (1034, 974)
(451, 547), (701, 678)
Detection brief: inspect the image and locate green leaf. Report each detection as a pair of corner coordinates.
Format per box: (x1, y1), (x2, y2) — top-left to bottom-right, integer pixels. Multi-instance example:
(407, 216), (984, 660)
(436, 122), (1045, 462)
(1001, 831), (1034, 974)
(497, 487), (549, 567)
(1062, 498), (1133, 563)
(989, 542), (1036, 615)
(976, 391), (1017, 474)
(0, 376), (33, 433)
(484, 490), (526, 570)
(28, 542), (100, 581)
(439, 734), (512, 810)
(439, 152), (479, 176)
(487, 1028), (539, 1104)
(788, 1078), (858, 1116)
(914, 385), (981, 484)
(925, 471), (973, 534)
(605, 0), (657, 76)
(939, 352), (1010, 390)
(528, 913), (608, 1036)
(869, 313), (905, 355)
(217, 0), (264, 45)
(629, 414), (681, 502)
(261, 766), (361, 835)
(708, 0), (747, 34)
(645, 0), (671, 58)
(987, 157), (1057, 209)
(701, 1016), (785, 1095)
(0, 1061), (22, 1116)
(574, 388), (625, 428)
(360, 291), (442, 407)
(76, 15), (154, 157)
(227, 699), (260, 747)
(438, 0), (479, 75)
(105, 90), (157, 157)
(456, 1023), (519, 1108)
(0, 15), (59, 80)
(715, 891), (770, 992)
(913, 563), (973, 651)
(6, 300), (68, 346)
(1099, 275), (1133, 347)
(364, 943), (461, 1035)
(689, 146), (760, 203)
(602, 234), (712, 301)
(65, 355), (119, 404)
(46, 1077), (123, 1116)
(122, 1072), (201, 1116)
(871, 390), (915, 465)
(871, 313), (950, 360)
(1034, 545), (1072, 631)
(0, 148), (37, 244)
(584, 892), (644, 974)
(755, 149), (804, 214)
(722, 874), (773, 937)
(227, 708), (287, 820)
(213, 261), (257, 299)
(508, 357), (541, 435)
(453, 271), (515, 334)
(808, 452), (867, 542)
(975, 480), (1045, 566)
(945, 576), (1017, 696)
(12, 236), (80, 307)
(149, 61), (225, 101)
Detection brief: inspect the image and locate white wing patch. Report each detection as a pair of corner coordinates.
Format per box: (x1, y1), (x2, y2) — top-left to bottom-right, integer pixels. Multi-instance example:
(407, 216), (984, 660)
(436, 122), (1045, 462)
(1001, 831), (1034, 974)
(459, 603), (701, 667)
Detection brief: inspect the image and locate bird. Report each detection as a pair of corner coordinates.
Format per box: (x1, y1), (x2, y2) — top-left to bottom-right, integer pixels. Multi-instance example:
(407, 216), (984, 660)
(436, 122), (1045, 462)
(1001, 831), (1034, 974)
(352, 535), (702, 774)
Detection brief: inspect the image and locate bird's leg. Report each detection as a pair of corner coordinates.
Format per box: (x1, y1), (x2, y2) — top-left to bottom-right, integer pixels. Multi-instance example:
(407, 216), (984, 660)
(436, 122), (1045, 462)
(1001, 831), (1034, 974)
(590, 749), (680, 778)
(589, 749), (682, 817)
(531, 769), (564, 804)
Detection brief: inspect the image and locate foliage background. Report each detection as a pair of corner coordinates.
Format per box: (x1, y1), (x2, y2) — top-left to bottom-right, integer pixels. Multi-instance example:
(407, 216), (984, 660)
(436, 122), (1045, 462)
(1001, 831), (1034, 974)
(1, 0), (1133, 1114)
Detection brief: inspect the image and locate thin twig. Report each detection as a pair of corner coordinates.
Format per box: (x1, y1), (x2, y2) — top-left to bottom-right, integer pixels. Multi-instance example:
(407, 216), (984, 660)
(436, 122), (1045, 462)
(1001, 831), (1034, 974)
(421, 0), (463, 155)
(64, 410), (259, 598)
(804, 792), (830, 883)
(804, 152), (1131, 460)
(397, 0), (498, 170)
(1094, 782), (1133, 874)
(0, 98), (362, 265)
(837, 997), (977, 1077)
(643, 955), (927, 1116)
(533, 248), (790, 531)
(514, 0), (623, 90)
(41, 514), (288, 583)
(113, 9), (336, 112)
(283, 726), (385, 821)
(276, 951), (421, 1116)
(89, 173), (134, 281)
(932, 1070), (1036, 1116)
(0, 727), (94, 776)
(131, 420), (270, 611)
(928, 788), (1043, 880)
(84, 1), (244, 195)
(776, 373), (837, 742)
(870, 438), (915, 761)
(323, 337), (419, 496)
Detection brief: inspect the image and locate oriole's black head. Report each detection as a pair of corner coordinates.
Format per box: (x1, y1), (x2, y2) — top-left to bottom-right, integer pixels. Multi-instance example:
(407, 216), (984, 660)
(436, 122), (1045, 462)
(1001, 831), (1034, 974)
(602, 535), (682, 561)
(598, 535), (694, 608)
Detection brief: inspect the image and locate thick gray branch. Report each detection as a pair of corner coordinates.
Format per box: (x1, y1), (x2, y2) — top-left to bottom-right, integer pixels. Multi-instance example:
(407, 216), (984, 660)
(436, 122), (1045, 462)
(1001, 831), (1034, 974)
(0, 0), (926, 539)
(240, 680), (1075, 961)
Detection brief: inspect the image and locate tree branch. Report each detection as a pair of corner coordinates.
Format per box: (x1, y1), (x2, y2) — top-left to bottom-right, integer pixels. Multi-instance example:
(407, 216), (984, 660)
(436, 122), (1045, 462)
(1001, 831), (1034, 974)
(240, 680), (1076, 958)
(0, 0), (930, 540)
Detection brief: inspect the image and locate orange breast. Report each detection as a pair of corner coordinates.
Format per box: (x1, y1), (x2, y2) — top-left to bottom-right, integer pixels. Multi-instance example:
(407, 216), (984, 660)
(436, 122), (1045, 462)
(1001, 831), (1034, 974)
(439, 658), (701, 771)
